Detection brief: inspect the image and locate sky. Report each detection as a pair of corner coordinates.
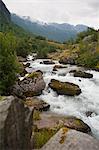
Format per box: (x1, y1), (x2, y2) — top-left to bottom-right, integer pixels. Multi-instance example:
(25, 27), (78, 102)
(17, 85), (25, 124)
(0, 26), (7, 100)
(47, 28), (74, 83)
(3, 0), (99, 29)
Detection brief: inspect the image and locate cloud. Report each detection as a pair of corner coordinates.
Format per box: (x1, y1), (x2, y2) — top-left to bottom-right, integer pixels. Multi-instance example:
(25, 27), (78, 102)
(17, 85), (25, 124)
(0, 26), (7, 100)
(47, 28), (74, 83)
(3, 0), (99, 28)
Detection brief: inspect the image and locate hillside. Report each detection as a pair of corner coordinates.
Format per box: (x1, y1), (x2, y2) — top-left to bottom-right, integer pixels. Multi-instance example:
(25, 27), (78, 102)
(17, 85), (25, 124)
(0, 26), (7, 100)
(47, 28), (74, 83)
(11, 14), (88, 42)
(49, 28), (99, 69)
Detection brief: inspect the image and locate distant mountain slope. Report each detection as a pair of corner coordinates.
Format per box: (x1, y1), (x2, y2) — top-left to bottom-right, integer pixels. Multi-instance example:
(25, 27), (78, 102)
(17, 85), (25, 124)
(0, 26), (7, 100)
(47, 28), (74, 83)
(11, 14), (88, 42)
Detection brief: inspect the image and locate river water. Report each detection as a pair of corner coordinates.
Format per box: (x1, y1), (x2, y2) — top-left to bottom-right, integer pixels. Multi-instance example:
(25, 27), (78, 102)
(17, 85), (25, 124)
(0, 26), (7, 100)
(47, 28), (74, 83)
(27, 57), (99, 139)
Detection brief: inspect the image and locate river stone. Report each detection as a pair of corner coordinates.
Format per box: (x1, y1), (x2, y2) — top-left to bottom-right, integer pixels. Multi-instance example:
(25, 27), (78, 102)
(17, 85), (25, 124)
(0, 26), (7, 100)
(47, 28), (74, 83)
(59, 57), (76, 65)
(73, 71), (93, 78)
(17, 56), (26, 62)
(40, 60), (55, 65)
(23, 62), (30, 68)
(64, 117), (91, 133)
(18, 62), (28, 77)
(53, 65), (67, 71)
(12, 70), (46, 98)
(0, 96), (33, 150)
(49, 79), (81, 96)
(41, 128), (99, 150)
(25, 97), (50, 111)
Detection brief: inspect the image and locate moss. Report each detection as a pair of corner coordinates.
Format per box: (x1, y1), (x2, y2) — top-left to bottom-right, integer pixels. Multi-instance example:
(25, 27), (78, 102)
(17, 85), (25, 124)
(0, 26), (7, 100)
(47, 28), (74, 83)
(0, 96), (6, 101)
(33, 110), (41, 121)
(74, 119), (82, 126)
(28, 72), (40, 79)
(33, 128), (57, 149)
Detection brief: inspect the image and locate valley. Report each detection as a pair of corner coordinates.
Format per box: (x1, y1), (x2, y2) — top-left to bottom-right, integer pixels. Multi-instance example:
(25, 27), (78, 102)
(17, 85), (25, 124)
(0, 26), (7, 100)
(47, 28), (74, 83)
(0, 0), (99, 149)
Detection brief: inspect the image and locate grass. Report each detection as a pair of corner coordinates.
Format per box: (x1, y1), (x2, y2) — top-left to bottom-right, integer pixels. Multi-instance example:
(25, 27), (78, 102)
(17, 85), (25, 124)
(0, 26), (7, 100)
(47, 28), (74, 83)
(33, 128), (57, 149)
(0, 96), (6, 101)
(33, 110), (41, 121)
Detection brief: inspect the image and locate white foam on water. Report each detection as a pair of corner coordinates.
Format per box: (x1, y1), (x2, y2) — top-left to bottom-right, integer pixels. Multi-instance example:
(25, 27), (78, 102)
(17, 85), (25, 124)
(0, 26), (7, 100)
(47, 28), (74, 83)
(30, 59), (99, 139)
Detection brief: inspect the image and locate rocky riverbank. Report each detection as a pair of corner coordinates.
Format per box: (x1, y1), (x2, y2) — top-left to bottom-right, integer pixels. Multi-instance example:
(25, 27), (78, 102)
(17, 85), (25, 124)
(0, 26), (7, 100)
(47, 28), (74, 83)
(0, 56), (99, 149)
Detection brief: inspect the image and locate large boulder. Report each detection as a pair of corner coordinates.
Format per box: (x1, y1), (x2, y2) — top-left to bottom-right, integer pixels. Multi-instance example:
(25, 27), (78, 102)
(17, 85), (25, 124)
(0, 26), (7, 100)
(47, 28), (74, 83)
(73, 71), (93, 78)
(64, 117), (91, 133)
(49, 79), (81, 96)
(0, 96), (33, 150)
(41, 128), (99, 150)
(12, 70), (46, 98)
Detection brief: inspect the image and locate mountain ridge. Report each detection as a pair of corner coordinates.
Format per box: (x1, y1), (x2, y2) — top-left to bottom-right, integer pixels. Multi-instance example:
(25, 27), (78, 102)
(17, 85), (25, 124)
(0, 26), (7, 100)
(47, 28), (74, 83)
(11, 14), (88, 42)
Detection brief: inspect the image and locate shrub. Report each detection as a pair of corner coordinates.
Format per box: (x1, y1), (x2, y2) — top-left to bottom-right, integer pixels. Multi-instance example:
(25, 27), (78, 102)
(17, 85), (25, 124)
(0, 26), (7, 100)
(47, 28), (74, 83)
(0, 32), (19, 95)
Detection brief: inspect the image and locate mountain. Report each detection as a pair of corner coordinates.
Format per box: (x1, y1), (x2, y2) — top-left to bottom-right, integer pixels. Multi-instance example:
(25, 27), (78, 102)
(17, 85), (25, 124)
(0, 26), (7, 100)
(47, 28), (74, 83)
(0, 0), (32, 37)
(11, 14), (88, 42)
(0, 0), (11, 23)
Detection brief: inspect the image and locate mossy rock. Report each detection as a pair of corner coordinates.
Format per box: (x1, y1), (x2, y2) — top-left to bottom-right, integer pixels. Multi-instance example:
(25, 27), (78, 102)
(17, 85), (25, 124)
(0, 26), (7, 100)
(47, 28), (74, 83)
(49, 79), (81, 96)
(28, 70), (43, 79)
(64, 117), (91, 133)
(74, 71), (93, 78)
(28, 72), (40, 79)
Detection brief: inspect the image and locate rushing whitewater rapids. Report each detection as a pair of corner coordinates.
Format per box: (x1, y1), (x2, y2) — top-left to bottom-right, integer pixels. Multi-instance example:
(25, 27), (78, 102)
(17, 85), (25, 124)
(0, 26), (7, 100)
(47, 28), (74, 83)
(27, 56), (99, 139)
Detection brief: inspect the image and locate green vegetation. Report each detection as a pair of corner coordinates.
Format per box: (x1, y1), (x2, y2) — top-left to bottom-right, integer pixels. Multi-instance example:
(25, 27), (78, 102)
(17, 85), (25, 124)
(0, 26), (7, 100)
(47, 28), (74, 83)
(0, 32), (19, 95)
(63, 28), (99, 68)
(33, 128), (57, 149)
(76, 28), (99, 68)
(33, 110), (41, 121)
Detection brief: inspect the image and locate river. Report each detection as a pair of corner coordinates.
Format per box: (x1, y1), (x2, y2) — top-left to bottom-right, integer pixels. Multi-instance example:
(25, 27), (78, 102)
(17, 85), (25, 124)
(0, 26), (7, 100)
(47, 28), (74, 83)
(27, 56), (99, 139)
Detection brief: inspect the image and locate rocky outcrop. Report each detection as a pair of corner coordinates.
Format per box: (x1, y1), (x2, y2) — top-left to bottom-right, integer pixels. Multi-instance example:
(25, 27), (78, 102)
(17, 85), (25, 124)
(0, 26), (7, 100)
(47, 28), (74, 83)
(64, 117), (91, 133)
(0, 96), (33, 150)
(72, 71), (93, 78)
(12, 70), (46, 98)
(49, 79), (81, 96)
(41, 128), (99, 150)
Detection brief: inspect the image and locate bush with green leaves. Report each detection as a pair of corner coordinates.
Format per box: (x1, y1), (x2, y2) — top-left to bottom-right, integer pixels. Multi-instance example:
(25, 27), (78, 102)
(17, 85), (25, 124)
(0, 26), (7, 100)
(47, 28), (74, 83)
(0, 32), (19, 95)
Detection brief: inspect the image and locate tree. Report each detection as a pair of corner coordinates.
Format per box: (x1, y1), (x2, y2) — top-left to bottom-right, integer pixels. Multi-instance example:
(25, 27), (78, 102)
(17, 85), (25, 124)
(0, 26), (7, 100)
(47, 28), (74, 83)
(0, 32), (19, 95)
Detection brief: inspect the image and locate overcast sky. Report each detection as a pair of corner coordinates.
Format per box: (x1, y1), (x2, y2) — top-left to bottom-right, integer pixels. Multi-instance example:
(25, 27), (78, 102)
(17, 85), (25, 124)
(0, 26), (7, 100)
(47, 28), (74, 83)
(3, 0), (99, 28)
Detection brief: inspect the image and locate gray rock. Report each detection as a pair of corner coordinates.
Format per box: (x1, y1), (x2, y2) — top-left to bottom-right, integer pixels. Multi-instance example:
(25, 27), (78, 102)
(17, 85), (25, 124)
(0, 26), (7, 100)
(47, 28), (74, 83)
(41, 128), (99, 150)
(0, 96), (33, 150)
(40, 60), (55, 65)
(73, 71), (93, 78)
(12, 71), (46, 98)
(59, 57), (76, 65)
(25, 97), (50, 111)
